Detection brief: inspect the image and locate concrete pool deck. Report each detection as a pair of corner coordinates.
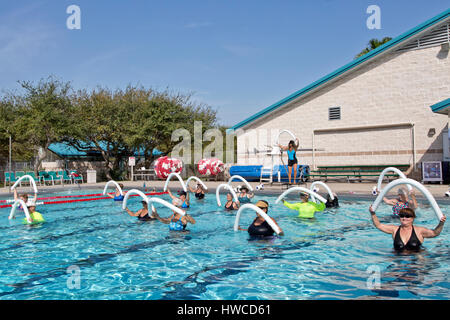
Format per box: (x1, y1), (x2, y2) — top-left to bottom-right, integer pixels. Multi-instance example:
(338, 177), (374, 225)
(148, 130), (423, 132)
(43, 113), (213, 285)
(1, 180), (450, 202)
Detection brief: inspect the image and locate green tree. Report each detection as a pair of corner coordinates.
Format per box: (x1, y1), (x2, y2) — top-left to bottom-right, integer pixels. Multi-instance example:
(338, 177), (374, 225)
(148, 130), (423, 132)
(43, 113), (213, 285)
(64, 85), (217, 179)
(355, 37), (392, 59)
(65, 86), (137, 180)
(10, 77), (73, 175)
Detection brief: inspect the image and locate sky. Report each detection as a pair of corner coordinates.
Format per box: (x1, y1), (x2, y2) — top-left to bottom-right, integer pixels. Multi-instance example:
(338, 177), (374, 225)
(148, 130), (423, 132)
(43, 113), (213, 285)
(0, 0), (448, 126)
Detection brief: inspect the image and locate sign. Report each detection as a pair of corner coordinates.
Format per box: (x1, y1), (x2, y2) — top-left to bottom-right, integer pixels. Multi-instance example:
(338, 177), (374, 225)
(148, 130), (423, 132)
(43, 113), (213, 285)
(422, 161), (443, 183)
(128, 157), (135, 167)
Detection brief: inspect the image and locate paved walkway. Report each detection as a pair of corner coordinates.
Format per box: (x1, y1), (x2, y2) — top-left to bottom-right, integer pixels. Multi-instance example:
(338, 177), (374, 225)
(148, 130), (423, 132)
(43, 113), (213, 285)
(2, 179), (449, 201)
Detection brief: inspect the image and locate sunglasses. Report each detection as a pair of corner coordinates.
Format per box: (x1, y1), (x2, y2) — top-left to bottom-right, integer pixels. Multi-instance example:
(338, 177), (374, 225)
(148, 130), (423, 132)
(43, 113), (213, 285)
(398, 213), (414, 218)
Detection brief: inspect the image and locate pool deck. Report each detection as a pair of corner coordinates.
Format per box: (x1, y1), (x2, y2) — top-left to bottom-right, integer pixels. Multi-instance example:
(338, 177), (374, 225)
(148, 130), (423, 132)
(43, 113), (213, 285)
(1, 180), (450, 202)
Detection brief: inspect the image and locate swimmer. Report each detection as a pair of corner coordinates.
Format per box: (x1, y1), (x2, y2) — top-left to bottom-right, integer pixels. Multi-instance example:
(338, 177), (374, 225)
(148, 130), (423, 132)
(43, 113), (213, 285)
(237, 200), (284, 237)
(369, 206), (446, 253)
(282, 192), (325, 219)
(237, 186), (254, 204)
(124, 201), (157, 221)
(107, 183), (125, 201)
(325, 193), (339, 208)
(224, 193), (239, 210)
(188, 183), (207, 200)
(12, 201), (45, 224)
(152, 200), (196, 231)
(13, 188), (37, 209)
(382, 187), (417, 216)
(167, 189), (190, 208)
(278, 138), (300, 185)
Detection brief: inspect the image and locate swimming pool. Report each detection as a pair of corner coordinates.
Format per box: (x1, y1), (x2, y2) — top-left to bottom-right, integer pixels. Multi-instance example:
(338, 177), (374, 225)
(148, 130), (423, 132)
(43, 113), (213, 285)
(0, 188), (448, 300)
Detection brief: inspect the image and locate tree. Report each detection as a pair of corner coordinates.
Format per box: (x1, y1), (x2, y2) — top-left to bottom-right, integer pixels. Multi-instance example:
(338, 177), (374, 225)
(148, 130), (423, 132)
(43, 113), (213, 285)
(10, 77), (73, 175)
(65, 86), (137, 180)
(64, 85), (218, 179)
(355, 37), (392, 59)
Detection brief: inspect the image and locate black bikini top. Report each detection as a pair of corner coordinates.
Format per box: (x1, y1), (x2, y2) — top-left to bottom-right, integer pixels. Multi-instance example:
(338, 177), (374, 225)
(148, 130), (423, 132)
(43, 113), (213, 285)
(138, 211), (155, 221)
(225, 201), (236, 210)
(393, 226), (422, 252)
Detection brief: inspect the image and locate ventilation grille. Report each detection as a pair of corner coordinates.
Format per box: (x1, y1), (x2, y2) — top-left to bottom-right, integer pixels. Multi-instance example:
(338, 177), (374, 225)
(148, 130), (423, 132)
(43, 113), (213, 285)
(329, 107), (341, 120)
(396, 23), (450, 52)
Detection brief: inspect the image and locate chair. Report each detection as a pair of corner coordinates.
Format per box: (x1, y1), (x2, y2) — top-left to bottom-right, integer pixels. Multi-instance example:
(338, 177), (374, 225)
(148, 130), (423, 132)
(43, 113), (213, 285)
(48, 171), (63, 185)
(70, 170), (84, 183)
(4, 172), (18, 187)
(39, 171), (54, 186)
(58, 170), (73, 184)
(15, 171), (25, 179)
(25, 171), (41, 186)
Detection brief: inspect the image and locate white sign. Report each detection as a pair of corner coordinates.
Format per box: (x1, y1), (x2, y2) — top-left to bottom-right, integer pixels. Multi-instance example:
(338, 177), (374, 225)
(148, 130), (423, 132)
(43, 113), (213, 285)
(128, 157), (136, 166)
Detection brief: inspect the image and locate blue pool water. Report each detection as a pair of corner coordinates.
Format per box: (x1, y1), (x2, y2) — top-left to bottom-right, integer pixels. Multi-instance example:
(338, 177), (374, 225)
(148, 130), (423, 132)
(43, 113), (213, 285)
(0, 188), (448, 300)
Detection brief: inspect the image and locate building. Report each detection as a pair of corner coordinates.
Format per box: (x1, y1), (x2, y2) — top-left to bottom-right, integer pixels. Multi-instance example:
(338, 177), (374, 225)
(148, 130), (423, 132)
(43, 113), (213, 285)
(230, 9), (450, 177)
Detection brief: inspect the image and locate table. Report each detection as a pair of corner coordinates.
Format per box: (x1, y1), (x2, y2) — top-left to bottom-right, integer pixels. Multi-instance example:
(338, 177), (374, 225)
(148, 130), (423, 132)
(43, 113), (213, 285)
(134, 169), (155, 181)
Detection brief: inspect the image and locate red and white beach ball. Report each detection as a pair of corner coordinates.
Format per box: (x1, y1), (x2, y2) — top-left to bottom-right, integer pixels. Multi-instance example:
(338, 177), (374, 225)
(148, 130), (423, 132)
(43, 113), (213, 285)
(154, 156), (183, 179)
(197, 158), (224, 176)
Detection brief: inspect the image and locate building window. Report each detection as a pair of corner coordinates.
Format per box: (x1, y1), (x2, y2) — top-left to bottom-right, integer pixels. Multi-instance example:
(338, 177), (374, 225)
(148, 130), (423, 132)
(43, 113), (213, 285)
(329, 107), (341, 120)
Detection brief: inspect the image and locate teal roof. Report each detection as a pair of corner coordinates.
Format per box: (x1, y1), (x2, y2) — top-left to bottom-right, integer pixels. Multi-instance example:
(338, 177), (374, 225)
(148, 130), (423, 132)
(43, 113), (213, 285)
(48, 142), (163, 158)
(430, 98), (450, 114)
(229, 8), (450, 132)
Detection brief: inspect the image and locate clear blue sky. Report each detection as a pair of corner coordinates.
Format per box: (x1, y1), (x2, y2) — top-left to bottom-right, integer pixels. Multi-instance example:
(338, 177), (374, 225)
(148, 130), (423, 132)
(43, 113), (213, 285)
(0, 0), (448, 126)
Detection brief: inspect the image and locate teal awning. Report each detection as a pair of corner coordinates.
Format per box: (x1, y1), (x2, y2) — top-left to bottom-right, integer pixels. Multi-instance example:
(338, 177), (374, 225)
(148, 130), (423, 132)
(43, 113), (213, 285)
(48, 142), (163, 158)
(430, 98), (450, 115)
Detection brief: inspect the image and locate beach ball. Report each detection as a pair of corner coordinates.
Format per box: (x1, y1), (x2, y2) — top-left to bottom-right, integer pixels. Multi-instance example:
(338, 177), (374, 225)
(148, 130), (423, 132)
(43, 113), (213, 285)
(197, 158), (224, 176)
(154, 156), (183, 179)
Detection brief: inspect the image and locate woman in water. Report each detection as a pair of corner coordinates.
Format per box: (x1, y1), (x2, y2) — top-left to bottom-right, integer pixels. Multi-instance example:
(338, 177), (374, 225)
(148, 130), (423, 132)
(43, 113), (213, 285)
(107, 183), (125, 201)
(237, 186), (254, 204)
(14, 201), (45, 224)
(188, 183), (207, 200)
(224, 193), (239, 210)
(237, 200), (284, 237)
(278, 138), (300, 185)
(13, 188), (37, 208)
(124, 201), (156, 221)
(369, 206), (446, 252)
(382, 187), (417, 216)
(282, 192), (325, 219)
(167, 189), (190, 208)
(152, 200), (196, 231)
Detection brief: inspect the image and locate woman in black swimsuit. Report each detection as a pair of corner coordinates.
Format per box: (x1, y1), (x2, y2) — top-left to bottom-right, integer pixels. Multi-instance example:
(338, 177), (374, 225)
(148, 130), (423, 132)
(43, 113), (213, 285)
(238, 200), (284, 238)
(124, 201), (156, 221)
(224, 193), (239, 210)
(369, 206), (446, 252)
(188, 183), (206, 200)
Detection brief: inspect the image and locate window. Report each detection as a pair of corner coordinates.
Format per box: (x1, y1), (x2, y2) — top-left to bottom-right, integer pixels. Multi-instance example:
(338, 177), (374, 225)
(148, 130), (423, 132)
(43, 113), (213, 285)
(328, 107), (341, 120)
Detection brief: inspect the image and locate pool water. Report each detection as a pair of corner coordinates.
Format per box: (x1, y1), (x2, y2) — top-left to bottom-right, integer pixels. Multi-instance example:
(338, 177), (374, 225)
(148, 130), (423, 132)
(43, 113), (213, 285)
(0, 188), (448, 300)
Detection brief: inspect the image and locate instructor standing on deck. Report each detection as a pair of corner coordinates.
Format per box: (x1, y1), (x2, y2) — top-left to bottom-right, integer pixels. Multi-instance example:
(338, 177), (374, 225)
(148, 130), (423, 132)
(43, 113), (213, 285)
(278, 138), (300, 185)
